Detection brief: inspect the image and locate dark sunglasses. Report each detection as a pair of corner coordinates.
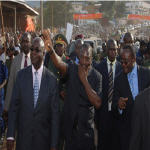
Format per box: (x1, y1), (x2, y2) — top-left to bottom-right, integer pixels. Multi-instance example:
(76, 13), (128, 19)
(120, 60), (130, 65)
(31, 47), (43, 53)
(108, 48), (117, 51)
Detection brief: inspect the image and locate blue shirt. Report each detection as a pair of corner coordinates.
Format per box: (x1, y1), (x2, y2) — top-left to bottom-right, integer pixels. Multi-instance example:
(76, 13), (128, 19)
(127, 63), (139, 100)
(75, 57), (79, 64)
(119, 63), (139, 114)
(0, 60), (8, 97)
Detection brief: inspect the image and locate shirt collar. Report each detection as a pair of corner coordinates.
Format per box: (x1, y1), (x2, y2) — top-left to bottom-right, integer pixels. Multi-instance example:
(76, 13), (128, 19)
(127, 63), (137, 78)
(32, 63), (43, 75)
(107, 57), (116, 66)
(23, 52), (30, 58)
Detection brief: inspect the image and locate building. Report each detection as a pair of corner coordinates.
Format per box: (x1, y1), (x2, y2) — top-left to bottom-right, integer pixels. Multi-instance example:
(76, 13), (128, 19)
(0, 0), (39, 33)
(126, 1), (150, 16)
(72, 1), (99, 26)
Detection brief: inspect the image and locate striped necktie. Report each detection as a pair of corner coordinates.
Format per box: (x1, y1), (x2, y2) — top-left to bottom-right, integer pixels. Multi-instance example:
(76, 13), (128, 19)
(108, 63), (113, 103)
(33, 71), (39, 108)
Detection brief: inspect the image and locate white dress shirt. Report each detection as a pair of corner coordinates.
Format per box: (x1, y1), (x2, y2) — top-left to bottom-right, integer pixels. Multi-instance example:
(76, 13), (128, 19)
(32, 64), (43, 89)
(21, 52), (31, 69)
(107, 57), (116, 82)
(7, 64), (44, 141)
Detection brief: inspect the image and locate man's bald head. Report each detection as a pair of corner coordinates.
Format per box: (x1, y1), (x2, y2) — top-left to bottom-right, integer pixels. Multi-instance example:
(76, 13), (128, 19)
(32, 37), (45, 51)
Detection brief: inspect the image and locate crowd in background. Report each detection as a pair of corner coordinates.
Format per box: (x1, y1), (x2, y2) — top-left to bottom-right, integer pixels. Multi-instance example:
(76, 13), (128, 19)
(0, 29), (150, 150)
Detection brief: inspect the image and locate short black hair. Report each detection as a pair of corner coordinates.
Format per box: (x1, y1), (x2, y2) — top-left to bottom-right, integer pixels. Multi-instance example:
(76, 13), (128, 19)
(21, 32), (31, 42)
(106, 39), (117, 50)
(122, 45), (135, 58)
(147, 41), (150, 51)
(80, 43), (92, 57)
(140, 40), (147, 47)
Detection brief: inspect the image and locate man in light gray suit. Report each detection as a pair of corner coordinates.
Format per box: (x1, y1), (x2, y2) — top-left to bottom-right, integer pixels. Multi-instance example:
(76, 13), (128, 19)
(4, 32), (32, 111)
(7, 37), (59, 150)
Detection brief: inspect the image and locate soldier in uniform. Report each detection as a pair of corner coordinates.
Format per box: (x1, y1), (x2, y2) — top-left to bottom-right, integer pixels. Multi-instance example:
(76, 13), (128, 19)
(44, 34), (69, 150)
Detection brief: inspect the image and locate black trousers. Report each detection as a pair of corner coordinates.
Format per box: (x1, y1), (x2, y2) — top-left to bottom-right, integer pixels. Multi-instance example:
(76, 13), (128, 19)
(97, 111), (119, 150)
(65, 128), (95, 150)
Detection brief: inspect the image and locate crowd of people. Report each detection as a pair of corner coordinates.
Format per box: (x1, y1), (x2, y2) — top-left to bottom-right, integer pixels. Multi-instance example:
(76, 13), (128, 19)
(0, 29), (150, 150)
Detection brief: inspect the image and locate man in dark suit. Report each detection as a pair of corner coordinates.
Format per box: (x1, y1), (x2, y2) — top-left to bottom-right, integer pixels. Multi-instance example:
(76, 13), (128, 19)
(112, 45), (150, 150)
(129, 87), (150, 150)
(94, 39), (122, 150)
(43, 29), (102, 150)
(7, 37), (59, 150)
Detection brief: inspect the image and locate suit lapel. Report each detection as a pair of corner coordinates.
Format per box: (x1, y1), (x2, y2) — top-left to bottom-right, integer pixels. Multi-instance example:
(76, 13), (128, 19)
(137, 66), (142, 92)
(104, 59), (109, 76)
(26, 66), (34, 108)
(18, 53), (23, 69)
(115, 61), (121, 77)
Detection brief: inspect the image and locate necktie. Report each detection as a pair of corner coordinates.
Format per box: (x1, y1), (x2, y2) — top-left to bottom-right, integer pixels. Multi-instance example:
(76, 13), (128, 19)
(24, 55), (28, 68)
(108, 63), (113, 103)
(33, 71), (39, 108)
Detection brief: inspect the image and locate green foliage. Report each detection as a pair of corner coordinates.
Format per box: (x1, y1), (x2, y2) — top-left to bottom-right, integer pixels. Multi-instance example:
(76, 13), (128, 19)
(43, 1), (73, 29)
(99, 1), (126, 20)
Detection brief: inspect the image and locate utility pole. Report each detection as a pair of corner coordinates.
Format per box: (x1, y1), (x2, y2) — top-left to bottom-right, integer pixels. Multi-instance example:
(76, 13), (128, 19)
(51, 4), (53, 33)
(40, 0), (43, 32)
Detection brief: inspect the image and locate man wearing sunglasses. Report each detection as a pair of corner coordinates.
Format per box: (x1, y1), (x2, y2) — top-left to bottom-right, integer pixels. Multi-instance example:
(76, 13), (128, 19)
(112, 45), (150, 150)
(7, 37), (59, 150)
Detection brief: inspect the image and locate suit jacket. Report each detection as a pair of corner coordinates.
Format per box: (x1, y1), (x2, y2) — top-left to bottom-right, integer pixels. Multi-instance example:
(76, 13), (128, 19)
(7, 66), (59, 150)
(94, 58), (122, 110)
(4, 53), (23, 111)
(113, 66), (150, 120)
(112, 66), (150, 150)
(129, 87), (150, 150)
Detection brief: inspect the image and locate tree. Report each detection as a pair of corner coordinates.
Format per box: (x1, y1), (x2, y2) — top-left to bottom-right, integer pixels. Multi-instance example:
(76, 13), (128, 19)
(43, 1), (73, 29)
(99, 1), (126, 20)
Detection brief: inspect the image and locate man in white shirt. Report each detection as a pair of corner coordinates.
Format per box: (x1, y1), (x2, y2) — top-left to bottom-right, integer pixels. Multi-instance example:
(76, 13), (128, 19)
(94, 39), (122, 150)
(4, 32), (32, 112)
(7, 37), (59, 150)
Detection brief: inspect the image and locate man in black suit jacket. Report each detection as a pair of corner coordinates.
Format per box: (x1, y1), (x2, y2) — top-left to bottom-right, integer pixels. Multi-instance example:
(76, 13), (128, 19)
(129, 87), (150, 150)
(112, 45), (150, 150)
(7, 37), (59, 150)
(94, 39), (122, 150)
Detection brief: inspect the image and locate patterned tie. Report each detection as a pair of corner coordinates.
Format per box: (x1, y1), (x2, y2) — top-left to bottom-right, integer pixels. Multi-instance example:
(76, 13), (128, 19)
(24, 55), (28, 68)
(108, 63), (113, 103)
(33, 71), (39, 108)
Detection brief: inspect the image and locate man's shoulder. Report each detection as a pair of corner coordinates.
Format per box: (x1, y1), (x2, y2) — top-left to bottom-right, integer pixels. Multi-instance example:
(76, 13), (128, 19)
(135, 87), (150, 109)
(44, 66), (57, 81)
(138, 65), (150, 73)
(17, 65), (31, 76)
(115, 70), (124, 81)
(116, 60), (122, 67)
(12, 53), (23, 64)
(94, 58), (107, 72)
(137, 87), (150, 99)
(91, 67), (102, 77)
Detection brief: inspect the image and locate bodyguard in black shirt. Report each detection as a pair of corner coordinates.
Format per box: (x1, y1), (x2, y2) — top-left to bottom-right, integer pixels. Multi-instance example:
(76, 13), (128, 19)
(43, 30), (102, 150)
